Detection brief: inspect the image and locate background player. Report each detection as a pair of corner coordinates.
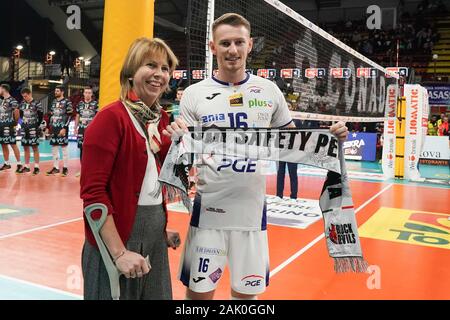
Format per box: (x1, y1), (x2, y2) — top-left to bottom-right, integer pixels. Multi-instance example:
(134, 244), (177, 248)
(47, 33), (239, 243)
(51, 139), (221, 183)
(0, 84), (22, 173)
(74, 86), (98, 177)
(45, 85), (73, 177)
(18, 87), (43, 175)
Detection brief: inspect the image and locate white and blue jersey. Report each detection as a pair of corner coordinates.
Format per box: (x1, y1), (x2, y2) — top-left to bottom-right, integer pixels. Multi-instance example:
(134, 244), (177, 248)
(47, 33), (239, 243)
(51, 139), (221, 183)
(180, 74), (292, 231)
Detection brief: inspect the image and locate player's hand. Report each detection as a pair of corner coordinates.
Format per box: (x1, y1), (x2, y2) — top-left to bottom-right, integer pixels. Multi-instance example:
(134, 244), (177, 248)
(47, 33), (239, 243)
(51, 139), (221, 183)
(58, 128), (66, 137)
(114, 250), (151, 279)
(166, 229), (181, 250)
(163, 117), (188, 139)
(330, 121), (348, 142)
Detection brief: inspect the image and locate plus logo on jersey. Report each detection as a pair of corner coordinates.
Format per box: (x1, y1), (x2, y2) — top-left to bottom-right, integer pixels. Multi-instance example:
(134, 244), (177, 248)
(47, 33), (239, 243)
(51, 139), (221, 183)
(248, 98), (273, 108)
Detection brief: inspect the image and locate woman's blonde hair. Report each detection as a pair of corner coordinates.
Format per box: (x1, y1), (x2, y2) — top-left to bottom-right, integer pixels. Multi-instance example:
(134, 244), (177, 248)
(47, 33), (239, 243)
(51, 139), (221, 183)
(119, 37), (179, 102)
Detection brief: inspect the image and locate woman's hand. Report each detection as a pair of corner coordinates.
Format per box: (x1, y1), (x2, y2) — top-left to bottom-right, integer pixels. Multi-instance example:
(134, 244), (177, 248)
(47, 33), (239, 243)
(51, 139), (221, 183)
(330, 121), (349, 142)
(162, 117), (189, 139)
(114, 250), (151, 279)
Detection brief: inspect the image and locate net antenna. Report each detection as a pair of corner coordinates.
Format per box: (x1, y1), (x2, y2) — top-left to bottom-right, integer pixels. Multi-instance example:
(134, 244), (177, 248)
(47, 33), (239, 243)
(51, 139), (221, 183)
(205, 0), (215, 78)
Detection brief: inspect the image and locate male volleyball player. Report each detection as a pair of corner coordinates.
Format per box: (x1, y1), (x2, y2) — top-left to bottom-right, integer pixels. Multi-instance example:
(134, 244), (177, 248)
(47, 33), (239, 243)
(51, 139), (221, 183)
(74, 87), (98, 177)
(18, 87), (43, 175)
(0, 84), (22, 172)
(46, 85), (73, 177)
(164, 13), (348, 300)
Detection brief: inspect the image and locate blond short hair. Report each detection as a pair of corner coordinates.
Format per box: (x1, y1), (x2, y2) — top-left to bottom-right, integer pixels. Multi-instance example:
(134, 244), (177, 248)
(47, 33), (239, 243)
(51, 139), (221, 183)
(212, 13), (251, 37)
(119, 37), (178, 102)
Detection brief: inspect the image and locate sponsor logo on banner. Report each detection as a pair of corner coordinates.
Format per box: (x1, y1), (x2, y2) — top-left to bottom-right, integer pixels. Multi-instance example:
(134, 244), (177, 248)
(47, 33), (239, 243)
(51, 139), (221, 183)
(424, 84), (450, 106)
(192, 69), (205, 80)
(241, 275), (264, 287)
(172, 70), (187, 80)
(419, 136), (450, 166)
(359, 207), (450, 249)
(385, 67), (408, 78)
(229, 93), (244, 107)
(344, 132), (377, 161)
(382, 85), (398, 177)
(357, 68), (378, 78)
(281, 68), (301, 78)
(265, 195), (322, 229)
(305, 68), (326, 78)
(330, 68), (351, 78)
(257, 69), (276, 79)
(209, 268), (223, 284)
(404, 85), (424, 180)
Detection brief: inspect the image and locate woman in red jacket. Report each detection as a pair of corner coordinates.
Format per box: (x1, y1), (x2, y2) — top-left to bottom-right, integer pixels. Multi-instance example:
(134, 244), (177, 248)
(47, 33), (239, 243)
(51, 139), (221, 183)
(80, 38), (178, 300)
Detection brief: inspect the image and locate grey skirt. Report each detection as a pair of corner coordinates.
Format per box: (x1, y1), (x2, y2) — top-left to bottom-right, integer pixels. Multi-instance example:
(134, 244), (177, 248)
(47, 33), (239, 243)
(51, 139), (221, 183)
(82, 204), (172, 300)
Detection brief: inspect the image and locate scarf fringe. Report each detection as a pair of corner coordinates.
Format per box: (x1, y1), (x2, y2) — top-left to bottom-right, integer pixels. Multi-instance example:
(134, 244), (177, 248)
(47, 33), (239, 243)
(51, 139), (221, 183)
(334, 256), (369, 273)
(160, 182), (193, 213)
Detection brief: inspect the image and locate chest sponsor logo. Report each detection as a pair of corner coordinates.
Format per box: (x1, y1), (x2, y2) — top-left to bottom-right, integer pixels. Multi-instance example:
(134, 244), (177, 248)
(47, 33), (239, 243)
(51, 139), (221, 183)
(201, 113), (226, 124)
(247, 86), (263, 94)
(229, 93), (244, 107)
(248, 98), (273, 108)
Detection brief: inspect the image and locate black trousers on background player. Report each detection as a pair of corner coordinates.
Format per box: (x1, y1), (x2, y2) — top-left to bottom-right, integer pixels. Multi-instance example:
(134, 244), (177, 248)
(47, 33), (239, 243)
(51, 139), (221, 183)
(276, 161), (298, 199)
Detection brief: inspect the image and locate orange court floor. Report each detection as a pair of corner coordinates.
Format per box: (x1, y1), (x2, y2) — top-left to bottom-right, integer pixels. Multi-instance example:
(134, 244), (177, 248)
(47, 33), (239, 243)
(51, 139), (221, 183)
(0, 156), (449, 300)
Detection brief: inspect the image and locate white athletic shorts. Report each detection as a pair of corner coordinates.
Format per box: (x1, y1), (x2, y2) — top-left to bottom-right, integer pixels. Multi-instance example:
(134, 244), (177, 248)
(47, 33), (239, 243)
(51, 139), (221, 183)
(178, 226), (270, 295)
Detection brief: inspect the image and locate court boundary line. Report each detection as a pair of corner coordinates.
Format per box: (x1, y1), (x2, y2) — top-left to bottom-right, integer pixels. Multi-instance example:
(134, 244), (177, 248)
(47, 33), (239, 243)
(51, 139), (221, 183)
(269, 183), (394, 278)
(0, 217), (82, 240)
(0, 274), (82, 299)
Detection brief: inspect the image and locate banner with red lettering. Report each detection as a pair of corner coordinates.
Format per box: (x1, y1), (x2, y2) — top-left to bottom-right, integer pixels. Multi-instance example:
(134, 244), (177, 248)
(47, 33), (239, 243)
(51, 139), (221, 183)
(382, 84), (398, 178)
(404, 85), (427, 180)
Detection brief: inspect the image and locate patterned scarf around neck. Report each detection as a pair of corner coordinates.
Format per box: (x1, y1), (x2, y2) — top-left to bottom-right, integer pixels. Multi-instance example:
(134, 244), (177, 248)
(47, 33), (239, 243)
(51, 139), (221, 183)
(123, 90), (162, 154)
(159, 127), (369, 273)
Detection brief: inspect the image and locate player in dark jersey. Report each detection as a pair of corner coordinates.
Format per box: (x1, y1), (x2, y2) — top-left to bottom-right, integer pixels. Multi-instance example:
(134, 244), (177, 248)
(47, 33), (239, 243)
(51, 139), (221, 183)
(0, 83), (23, 172)
(18, 87), (43, 175)
(74, 87), (98, 177)
(45, 85), (73, 177)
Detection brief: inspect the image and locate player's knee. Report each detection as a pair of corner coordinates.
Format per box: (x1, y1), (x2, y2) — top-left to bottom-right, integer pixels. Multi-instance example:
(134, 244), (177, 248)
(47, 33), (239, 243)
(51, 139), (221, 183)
(186, 288), (215, 300)
(231, 289), (258, 300)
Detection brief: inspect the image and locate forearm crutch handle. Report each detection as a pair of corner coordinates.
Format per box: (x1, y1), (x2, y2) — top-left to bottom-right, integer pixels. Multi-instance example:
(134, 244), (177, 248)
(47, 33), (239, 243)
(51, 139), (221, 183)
(84, 203), (121, 300)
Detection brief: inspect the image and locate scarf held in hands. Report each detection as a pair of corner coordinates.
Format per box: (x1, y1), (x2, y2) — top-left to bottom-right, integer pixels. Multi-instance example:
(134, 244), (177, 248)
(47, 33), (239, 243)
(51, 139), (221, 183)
(159, 127), (369, 273)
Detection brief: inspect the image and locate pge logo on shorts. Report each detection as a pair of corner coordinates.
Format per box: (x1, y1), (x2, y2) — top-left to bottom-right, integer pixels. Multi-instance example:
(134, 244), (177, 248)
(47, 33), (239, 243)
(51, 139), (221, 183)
(241, 275), (264, 287)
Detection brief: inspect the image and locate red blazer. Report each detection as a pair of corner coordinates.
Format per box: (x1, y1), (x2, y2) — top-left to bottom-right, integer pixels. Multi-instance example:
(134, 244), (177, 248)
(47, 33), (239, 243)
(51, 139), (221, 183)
(80, 100), (171, 247)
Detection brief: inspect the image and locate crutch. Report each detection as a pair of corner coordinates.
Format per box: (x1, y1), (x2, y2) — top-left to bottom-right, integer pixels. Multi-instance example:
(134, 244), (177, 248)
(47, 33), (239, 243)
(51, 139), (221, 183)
(84, 203), (121, 300)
